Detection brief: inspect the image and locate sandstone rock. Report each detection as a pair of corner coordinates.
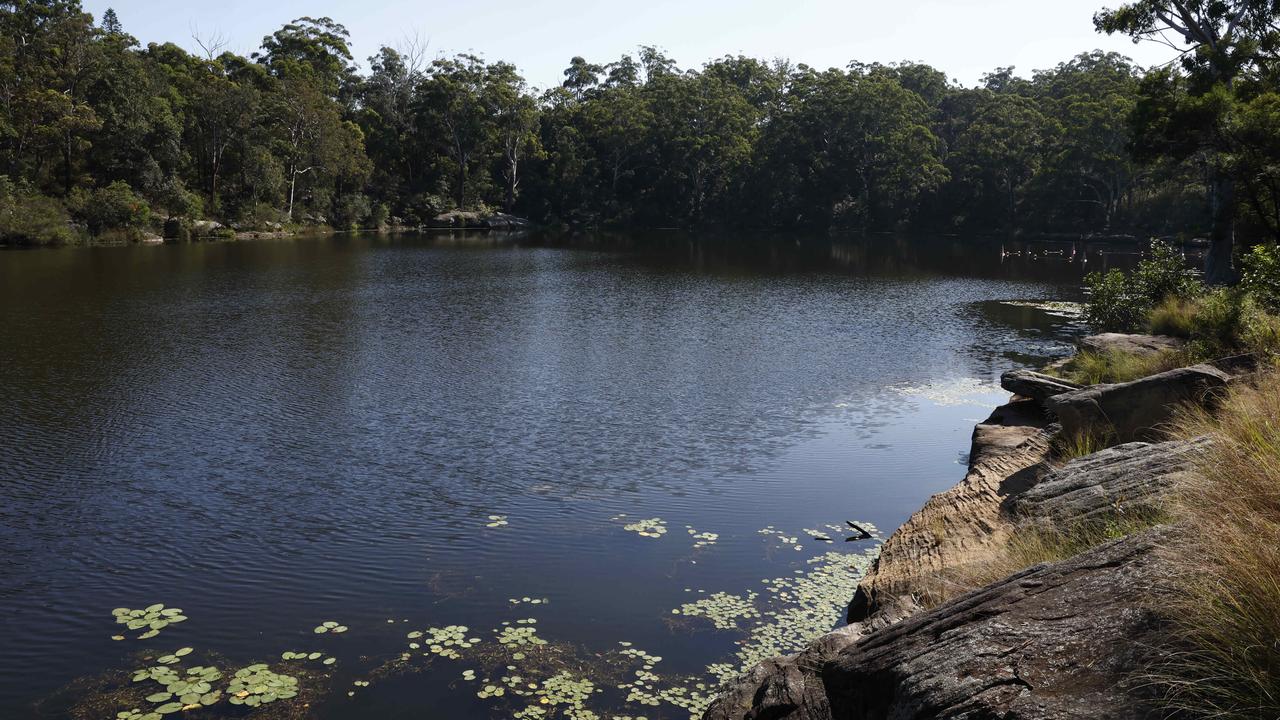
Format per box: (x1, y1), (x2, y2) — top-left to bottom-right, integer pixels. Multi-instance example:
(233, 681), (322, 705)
(705, 529), (1173, 720)
(1079, 333), (1184, 356)
(1046, 364), (1231, 443)
(847, 400), (1056, 622)
(999, 369), (1081, 403)
(429, 211), (531, 230)
(191, 219), (224, 236)
(1010, 438), (1208, 525)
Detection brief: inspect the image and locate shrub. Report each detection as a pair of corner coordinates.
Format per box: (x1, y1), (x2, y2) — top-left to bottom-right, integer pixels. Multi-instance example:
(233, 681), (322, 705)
(1239, 242), (1280, 313)
(71, 181), (152, 235)
(0, 177), (77, 245)
(157, 177), (203, 221)
(369, 202), (390, 229)
(1084, 239), (1202, 332)
(330, 193), (371, 230)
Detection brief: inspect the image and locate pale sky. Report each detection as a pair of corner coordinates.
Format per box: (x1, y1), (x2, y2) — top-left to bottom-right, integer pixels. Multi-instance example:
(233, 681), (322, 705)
(83, 0), (1181, 90)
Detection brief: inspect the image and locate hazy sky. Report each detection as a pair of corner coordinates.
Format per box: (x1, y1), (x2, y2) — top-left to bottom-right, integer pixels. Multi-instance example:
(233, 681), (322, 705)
(82, 0), (1180, 90)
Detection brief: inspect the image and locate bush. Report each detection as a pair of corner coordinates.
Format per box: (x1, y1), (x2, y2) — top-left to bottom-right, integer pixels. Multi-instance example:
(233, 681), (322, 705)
(71, 181), (152, 235)
(1084, 239), (1202, 332)
(330, 193), (371, 230)
(0, 176), (78, 245)
(157, 177), (203, 221)
(369, 203), (390, 229)
(1239, 243), (1280, 313)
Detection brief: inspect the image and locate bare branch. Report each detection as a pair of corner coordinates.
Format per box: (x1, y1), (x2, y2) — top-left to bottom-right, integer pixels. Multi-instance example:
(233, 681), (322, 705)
(189, 22), (228, 61)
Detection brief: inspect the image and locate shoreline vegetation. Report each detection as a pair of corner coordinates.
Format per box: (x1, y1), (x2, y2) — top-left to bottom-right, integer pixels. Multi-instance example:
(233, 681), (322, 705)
(706, 238), (1280, 719)
(3, 1), (1280, 270)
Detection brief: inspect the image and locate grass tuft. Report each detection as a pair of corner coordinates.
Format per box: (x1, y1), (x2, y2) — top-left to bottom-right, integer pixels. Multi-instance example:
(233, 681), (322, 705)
(1051, 425), (1118, 462)
(1151, 373), (1280, 719)
(1054, 348), (1189, 386)
(922, 510), (1166, 610)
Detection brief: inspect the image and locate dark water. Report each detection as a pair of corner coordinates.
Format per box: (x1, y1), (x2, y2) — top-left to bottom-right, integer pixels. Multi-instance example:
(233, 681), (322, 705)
(0, 233), (1094, 719)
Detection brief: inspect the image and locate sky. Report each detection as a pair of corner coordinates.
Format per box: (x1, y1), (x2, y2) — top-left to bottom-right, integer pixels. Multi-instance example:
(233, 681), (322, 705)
(82, 0), (1182, 90)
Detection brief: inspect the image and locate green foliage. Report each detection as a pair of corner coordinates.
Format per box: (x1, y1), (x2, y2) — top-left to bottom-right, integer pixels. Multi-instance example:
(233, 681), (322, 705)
(1084, 240), (1202, 331)
(1054, 348), (1189, 385)
(0, 2), (1275, 241)
(1239, 243), (1280, 313)
(71, 181), (152, 235)
(0, 176), (77, 245)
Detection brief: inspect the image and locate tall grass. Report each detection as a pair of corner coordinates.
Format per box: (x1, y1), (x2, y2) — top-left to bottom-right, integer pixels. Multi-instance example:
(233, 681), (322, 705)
(1155, 374), (1280, 718)
(922, 510), (1166, 609)
(1054, 348), (1190, 385)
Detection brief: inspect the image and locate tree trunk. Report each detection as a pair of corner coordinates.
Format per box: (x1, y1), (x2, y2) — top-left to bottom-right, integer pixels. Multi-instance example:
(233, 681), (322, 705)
(1206, 173), (1236, 285)
(456, 164), (466, 210)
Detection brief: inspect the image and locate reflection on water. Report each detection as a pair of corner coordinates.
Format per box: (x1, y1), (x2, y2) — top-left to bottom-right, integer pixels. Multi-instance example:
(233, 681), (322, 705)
(1, 233), (1096, 718)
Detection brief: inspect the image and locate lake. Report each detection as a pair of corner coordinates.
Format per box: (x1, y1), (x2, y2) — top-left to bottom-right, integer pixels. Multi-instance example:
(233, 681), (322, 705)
(0, 232), (1098, 719)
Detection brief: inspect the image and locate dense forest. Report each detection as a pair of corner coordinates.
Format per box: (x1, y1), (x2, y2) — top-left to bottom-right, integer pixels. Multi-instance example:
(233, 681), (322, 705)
(2, 0), (1278, 274)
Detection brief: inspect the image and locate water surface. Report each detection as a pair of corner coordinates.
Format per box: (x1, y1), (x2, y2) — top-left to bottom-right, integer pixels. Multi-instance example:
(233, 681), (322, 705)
(0, 233), (1091, 718)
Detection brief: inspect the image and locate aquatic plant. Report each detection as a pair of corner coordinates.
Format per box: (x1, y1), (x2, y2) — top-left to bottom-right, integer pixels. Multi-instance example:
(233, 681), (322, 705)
(685, 526), (718, 548)
(312, 620), (348, 634)
(671, 592), (760, 630)
(406, 625), (480, 659)
(111, 605), (187, 640)
(619, 516), (667, 538)
(226, 664), (299, 707)
(487, 515), (510, 528)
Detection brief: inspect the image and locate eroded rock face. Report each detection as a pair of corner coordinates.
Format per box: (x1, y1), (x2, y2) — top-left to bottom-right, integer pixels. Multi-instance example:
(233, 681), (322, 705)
(1079, 333), (1184, 356)
(704, 530), (1173, 720)
(847, 400), (1055, 622)
(999, 369), (1082, 404)
(1046, 365), (1231, 443)
(1010, 438), (1209, 525)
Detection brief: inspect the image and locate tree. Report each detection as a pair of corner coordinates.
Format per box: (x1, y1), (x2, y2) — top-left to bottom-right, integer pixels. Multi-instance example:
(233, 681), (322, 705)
(1096, 0), (1280, 281)
(485, 62), (538, 212)
(561, 56), (603, 99)
(99, 6), (120, 35)
(416, 54), (493, 210)
(255, 17), (355, 101)
(952, 92), (1058, 230)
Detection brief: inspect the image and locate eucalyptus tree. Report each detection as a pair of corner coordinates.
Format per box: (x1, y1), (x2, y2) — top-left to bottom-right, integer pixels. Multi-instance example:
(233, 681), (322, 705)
(1096, 0), (1280, 280)
(485, 61), (539, 211)
(415, 54), (494, 210)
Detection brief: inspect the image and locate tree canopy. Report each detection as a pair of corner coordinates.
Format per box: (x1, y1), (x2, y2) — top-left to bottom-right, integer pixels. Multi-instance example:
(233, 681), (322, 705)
(2, 0), (1279, 255)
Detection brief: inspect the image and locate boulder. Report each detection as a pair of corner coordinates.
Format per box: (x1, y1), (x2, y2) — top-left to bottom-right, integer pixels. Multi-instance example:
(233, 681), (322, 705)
(1010, 438), (1208, 525)
(705, 529), (1174, 720)
(1079, 333), (1184, 357)
(847, 400), (1056, 622)
(1000, 369), (1081, 403)
(430, 210), (532, 230)
(191, 220), (224, 236)
(1045, 364), (1231, 443)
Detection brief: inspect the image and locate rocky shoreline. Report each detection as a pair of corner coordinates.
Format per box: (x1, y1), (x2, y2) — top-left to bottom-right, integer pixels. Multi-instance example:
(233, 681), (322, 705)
(703, 334), (1255, 720)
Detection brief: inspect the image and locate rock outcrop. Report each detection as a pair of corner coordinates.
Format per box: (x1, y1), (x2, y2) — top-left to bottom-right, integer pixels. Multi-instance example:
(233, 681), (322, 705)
(847, 400), (1055, 622)
(1010, 438), (1209, 525)
(428, 210), (531, 230)
(705, 529), (1173, 720)
(1046, 364), (1231, 443)
(1079, 333), (1184, 356)
(999, 369), (1081, 404)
